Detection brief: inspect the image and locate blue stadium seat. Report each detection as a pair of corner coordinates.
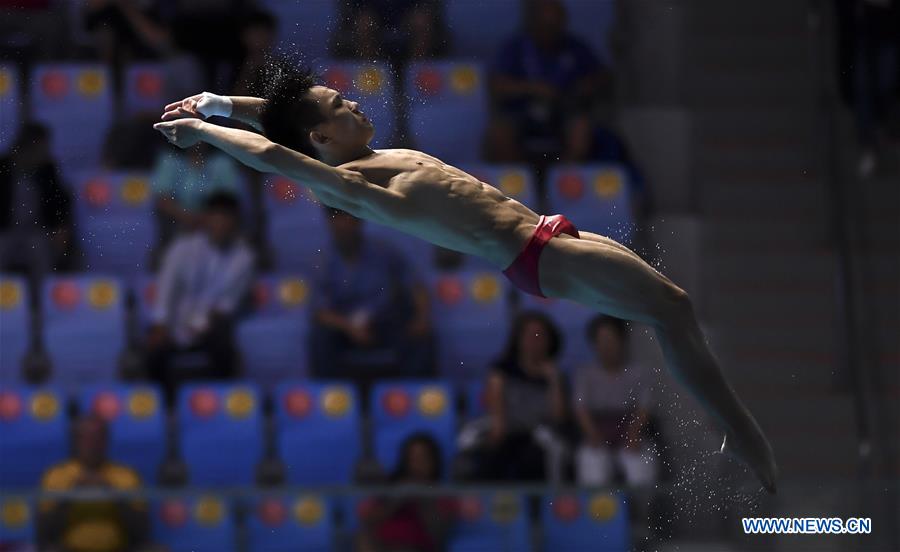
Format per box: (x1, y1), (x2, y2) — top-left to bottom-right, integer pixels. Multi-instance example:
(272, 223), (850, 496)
(518, 295), (596, 372)
(176, 383), (264, 486)
(0, 496), (34, 545)
(152, 494), (236, 552)
(545, 164), (634, 244)
(264, 175), (328, 269)
(124, 63), (165, 116)
(449, 493), (531, 552)
(446, 1), (521, 58)
(363, 222), (435, 274)
(465, 380), (487, 420)
(0, 64), (21, 154)
(315, 61), (396, 147)
(74, 171), (155, 279)
(541, 492), (629, 552)
(42, 276), (125, 389)
(370, 381), (457, 473)
(246, 494), (334, 552)
(30, 64), (113, 177)
(0, 386), (68, 488)
(457, 163), (538, 210)
(77, 384), (166, 484)
(427, 270), (510, 382)
(258, 0), (336, 62)
(405, 61), (488, 163)
(0, 276), (29, 383)
(236, 274), (313, 387)
(274, 381), (361, 485)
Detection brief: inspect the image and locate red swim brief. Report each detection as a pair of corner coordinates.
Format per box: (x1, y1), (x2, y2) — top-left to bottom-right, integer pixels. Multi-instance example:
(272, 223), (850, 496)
(502, 214), (580, 297)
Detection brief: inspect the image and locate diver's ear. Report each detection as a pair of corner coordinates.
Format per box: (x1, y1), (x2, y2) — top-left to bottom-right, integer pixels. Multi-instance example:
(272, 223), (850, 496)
(310, 130), (329, 146)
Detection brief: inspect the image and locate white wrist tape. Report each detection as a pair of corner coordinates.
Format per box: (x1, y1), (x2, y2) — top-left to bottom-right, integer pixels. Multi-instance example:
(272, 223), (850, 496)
(196, 92), (233, 118)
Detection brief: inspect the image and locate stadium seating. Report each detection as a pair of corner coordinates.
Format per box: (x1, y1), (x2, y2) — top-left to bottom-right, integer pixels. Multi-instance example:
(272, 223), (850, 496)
(42, 275), (125, 389)
(465, 380), (487, 419)
(427, 269), (510, 382)
(541, 492), (629, 551)
(258, 0), (336, 62)
(545, 164), (635, 244)
(176, 383), (264, 486)
(363, 222), (435, 274)
(316, 60), (396, 148)
(405, 61), (488, 163)
(236, 274), (313, 386)
(0, 276), (29, 383)
(77, 384), (166, 484)
(246, 494), (334, 552)
(0, 386), (68, 488)
(0, 64), (21, 154)
(30, 64), (113, 177)
(0, 496), (33, 545)
(73, 171), (155, 279)
(152, 494), (236, 552)
(449, 493), (532, 552)
(124, 63), (165, 116)
(264, 175), (329, 269)
(518, 294), (596, 372)
(273, 381), (361, 485)
(370, 381), (457, 473)
(134, 273), (158, 330)
(457, 163), (538, 210)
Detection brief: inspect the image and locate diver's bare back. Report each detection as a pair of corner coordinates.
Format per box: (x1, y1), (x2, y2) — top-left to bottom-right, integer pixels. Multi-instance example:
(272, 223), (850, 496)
(340, 148), (540, 267)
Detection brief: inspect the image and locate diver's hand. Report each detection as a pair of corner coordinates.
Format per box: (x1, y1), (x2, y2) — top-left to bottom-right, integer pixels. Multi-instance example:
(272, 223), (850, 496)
(161, 92), (232, 121)
(153, 119), (204, 149)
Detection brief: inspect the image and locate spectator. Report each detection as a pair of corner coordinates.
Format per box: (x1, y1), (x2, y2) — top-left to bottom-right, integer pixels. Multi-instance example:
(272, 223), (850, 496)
(309, 208), (433, 381)
(0, 122), (77, 282)
(38, 415), (150, 552)
(484, 0), (609, 165)
(331, 0), (448, 63)
(145, 192), (254, 403)
(574, 315), (657, 487)
(460, 311), (568, 482)
(357, 433), (456, 552)
(150, 141), (241, 251)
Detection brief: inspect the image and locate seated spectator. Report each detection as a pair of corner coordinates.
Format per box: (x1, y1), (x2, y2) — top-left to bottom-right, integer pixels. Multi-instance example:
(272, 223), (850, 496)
(459, 311), (568, 482)
(38, 415), (150, 552)
(357, 433), (456, 552)
(145, 192), (254, 403)
(574, 315), (657, 487)
(309, 208), (433, 381)
(331, 0), (448, 62)
(484, 0), (609, 165)
(0, 122), (77, 283)
(151, 142), (241, 252)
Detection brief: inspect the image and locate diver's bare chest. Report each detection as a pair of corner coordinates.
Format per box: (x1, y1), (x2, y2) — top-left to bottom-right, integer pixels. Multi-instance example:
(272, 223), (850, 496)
(341, 150), (451, 189)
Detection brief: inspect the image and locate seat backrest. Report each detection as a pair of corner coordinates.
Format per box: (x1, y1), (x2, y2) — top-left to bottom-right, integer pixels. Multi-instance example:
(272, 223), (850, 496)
(0, 275), (30, 382)
(370, 380), (457, 473)
(176, 382), (264, 486)
(124, 63), (165, 116)
(541, 492), (629, 551)
(42, 275), (125, 327)
(152, 494), (235, 552)
(77, 383), (166, 483)
(0, 495), (34, 544)
(449, 493), (531, 552)
(0, 64), (21, 154)
(263, 175), (328, 269)
(0, 385), (68, 487)
(246, 494), (334, 552)
(545, 164), (634, 244)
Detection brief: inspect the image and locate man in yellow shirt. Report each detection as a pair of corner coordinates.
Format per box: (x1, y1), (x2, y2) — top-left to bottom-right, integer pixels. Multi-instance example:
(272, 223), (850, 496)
(39, 415), (150, 552)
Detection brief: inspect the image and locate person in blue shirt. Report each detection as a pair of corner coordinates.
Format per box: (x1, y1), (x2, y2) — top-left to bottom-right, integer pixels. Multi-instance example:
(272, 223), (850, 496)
(309, 207), (433, 380)
(485, 0), (609, 164)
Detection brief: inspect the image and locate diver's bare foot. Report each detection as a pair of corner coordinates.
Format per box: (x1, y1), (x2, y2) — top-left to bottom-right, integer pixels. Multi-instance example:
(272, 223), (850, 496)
(721, 419), (779, 494)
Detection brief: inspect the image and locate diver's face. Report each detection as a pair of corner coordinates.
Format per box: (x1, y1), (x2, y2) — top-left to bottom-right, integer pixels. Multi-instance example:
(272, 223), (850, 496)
(307, 85), (375, 151)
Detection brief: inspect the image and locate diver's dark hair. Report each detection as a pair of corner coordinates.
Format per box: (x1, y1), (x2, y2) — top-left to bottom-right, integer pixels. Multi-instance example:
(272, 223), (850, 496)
(257, 61), (324, 159)
(586, 314), (628, 343)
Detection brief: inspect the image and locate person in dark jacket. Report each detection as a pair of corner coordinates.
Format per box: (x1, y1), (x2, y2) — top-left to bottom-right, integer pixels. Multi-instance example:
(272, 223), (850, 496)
(0, 122), (77, 278)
